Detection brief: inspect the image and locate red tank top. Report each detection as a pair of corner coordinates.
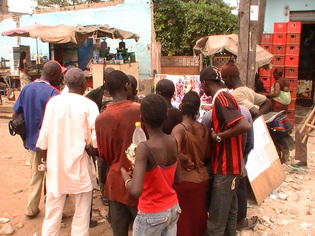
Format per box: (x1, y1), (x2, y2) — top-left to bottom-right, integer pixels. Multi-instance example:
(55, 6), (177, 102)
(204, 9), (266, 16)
(138, 163), (178, 213)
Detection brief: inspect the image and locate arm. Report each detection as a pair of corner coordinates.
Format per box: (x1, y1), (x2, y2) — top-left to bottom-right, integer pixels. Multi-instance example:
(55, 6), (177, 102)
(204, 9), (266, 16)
(258, 98), (271, 115)
(262, 82), (281, 98)
(121, 142), (148, 198)
(211, 117), (251, 141)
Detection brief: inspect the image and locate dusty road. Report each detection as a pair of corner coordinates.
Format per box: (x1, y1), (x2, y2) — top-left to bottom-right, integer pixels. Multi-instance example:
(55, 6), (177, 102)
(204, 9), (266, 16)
(0, 116), (315, 236)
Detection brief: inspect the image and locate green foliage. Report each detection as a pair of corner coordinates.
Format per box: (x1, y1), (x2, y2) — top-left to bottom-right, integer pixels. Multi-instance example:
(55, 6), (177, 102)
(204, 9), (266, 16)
(153, 0), (238, 55)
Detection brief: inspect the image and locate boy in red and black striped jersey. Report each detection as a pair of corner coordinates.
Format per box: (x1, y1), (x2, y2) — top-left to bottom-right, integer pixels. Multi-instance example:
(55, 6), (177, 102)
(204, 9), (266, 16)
(200, 66), (251, 236)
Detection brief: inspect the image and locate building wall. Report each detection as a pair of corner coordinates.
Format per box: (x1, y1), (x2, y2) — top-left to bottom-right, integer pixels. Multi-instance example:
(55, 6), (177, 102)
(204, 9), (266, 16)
(0, 0), (152, 80)
(264, 0), (315, 33)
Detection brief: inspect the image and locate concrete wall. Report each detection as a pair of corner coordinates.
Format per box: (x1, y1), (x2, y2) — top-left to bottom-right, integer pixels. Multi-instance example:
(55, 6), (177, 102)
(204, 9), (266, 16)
(264, 0), (315, 33)
(0, 0), (152, 79)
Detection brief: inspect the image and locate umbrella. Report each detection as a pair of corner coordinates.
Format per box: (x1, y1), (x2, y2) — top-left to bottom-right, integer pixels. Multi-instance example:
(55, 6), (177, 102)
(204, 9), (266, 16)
(29, 24), (77, 44)
(2, 23), (45, 37)
(75, 25), (140, 45)
(193, 34), (274, 68)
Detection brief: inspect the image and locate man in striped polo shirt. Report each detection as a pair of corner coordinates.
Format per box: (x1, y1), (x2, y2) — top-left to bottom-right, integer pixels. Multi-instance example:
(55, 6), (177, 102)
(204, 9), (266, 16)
(200, 66), (251, 236)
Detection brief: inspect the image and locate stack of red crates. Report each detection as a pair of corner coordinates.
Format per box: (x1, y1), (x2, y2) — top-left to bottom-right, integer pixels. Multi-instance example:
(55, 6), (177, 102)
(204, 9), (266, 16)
(285, 22), (301, 126)
(259, 21), (301, 126)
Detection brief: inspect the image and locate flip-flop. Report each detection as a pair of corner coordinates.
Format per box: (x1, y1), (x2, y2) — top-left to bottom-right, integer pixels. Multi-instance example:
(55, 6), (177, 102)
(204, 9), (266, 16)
(237, 216), (258, 230)
(287, 164), (307, 171)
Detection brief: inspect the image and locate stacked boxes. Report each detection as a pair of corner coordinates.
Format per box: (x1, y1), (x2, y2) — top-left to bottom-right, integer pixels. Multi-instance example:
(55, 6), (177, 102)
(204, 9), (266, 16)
(259, 21), (301, 125)
(285, 21), (301, 126)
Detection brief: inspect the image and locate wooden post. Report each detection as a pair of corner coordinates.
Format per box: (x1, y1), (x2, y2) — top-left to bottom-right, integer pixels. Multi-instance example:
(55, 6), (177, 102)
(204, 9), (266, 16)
(247, 0), (259, 89)
(257, 0), (267, 44)
(237, 0), (250, 86)
(238, 0), (265, 89)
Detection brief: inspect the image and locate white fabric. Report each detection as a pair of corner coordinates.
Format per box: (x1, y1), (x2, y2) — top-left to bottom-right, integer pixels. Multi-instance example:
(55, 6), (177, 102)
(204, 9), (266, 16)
(42, 191), (92, 236)
(193, 34), (274, 68)
(36, 93), (99, 198)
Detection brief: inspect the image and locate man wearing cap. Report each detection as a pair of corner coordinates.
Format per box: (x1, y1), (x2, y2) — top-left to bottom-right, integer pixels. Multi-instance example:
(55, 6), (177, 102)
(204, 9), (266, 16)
(221, 60), (271, 120)
(13, 60), (65, 220)
(37, 68), (99, 235)
(199, 66), (251, 236)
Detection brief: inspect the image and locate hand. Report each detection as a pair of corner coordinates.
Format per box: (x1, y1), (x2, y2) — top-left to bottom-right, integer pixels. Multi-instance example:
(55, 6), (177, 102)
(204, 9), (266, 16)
(121, 168), (132, 181)
(179, 153), (194, 171)
(210, 128), (217, 141)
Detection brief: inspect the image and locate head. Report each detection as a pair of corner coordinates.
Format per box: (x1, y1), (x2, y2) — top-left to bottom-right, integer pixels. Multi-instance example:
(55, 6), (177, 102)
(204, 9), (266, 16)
(140, 94), (168, 129)
(199, 66), (225, 97)
(41, 60), (66, 87)
(106, 70), (131, 98)
(128, 75), (138, 100)
(156, 79), (175, 101)
(20, 51), (26, 59)
(220, 60), (240, 89)
(273, 68), (283, 79)
(102, 67), (115, 92)
(180, 90), (200, 119)
(64, 68), (86, 95)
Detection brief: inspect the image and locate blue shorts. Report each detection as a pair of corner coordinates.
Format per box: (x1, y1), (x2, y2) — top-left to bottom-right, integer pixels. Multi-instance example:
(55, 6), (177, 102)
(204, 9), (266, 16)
(133, 204), (181, 236)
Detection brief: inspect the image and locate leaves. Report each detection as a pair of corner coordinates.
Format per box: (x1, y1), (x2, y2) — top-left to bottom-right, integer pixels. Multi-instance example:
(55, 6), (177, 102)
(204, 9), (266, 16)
(154, 0), (238, 55)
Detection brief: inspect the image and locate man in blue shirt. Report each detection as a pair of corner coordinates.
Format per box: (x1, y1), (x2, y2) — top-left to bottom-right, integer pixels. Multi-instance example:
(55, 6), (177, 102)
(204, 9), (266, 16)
(13, 60), (65, 219)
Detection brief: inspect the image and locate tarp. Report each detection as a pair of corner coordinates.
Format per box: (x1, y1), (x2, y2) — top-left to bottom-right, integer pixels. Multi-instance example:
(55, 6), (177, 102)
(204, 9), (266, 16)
(2, 24), (45, 37)
(75, 25), (140, 45)
(193, 34), (274, 68)
(2, 24), (139, 45)
(29, 24), (77, 44)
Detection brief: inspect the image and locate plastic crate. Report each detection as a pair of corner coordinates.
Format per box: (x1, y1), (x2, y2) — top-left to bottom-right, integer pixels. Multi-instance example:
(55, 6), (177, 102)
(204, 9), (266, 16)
(261, 44), (273, 53)
(287, 21), (302, 33)
(289, 118), (295, 127)
(273, 33), (287, 45)
(285, 45), (300, 55)
(288, 99), (296, 110)
(264, 85), (271, 93)
(259, 67), (272, 76)
(285, 67), (298, 77)
(260, 76), (272, 87)
(274, 22), (287, 33)
(286, 33), (301, 44)
(272, 45), (286, 55)
(288, 78), (298, 88)
(272, 56), (285, 66)
(285, 56), (299, 67)
(290, 88), (297, 99)
(261, 34), (273, 44)
(287, 110), (295, 120)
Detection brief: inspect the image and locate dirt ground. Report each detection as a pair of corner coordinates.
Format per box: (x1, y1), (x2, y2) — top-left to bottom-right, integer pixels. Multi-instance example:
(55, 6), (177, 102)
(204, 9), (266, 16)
(0, 115), (315, 236)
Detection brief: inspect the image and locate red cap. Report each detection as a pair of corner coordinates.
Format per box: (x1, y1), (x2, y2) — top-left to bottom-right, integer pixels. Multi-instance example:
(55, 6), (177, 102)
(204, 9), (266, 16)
(52, 60), (67, 73)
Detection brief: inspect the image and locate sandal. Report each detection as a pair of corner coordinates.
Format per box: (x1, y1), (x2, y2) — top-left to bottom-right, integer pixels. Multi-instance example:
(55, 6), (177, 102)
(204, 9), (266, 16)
(237, 216), (258, 230)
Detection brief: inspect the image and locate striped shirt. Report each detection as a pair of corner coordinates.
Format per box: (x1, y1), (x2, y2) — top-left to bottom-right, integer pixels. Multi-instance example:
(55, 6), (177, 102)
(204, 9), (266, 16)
(211, 90), (244, 175)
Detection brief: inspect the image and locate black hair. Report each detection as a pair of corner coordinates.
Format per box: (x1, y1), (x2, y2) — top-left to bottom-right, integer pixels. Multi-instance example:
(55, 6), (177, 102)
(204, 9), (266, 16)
(128, 75), (137, 93)
(106, 70), (129, 96)
(140, 94), (168, 128)
(156, 79), (175, 99)
(181, 90), (200, 118)
(19, 51), (26, 70)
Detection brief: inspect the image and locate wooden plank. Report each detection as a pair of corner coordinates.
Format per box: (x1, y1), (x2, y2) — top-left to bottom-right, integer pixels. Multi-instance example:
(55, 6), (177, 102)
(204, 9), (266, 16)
(246, 116), (286, 205)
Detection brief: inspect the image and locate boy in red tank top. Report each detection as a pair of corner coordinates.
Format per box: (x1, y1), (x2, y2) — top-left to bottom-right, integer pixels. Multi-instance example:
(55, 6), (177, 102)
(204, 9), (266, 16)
(121, 94), (181, 236)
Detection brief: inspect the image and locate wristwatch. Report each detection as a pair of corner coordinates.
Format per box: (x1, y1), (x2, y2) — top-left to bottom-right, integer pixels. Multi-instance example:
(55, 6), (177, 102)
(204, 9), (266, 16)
(216, 135), (222, 142)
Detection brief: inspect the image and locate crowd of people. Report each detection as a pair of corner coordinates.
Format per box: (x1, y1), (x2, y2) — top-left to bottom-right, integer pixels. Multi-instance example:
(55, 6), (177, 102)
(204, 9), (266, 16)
(12, 58), (310, 236)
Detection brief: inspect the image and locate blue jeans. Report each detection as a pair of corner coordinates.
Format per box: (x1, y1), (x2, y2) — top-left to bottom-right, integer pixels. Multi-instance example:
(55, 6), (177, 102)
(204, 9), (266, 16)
(133, 204), (181, 236)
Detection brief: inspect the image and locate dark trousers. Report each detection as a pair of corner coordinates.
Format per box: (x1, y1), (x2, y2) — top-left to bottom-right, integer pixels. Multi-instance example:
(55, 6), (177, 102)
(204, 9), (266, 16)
(206, 174), (240, 236)
(236, 176), (247, 222)
(109, 200), (137, 236)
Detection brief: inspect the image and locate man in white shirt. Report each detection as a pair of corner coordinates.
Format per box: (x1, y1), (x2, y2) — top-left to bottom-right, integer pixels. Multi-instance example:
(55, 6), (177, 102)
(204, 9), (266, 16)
(37, 68), (99, 236)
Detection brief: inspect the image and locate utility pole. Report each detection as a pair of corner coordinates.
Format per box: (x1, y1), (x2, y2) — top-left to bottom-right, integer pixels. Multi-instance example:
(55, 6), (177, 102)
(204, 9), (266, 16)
(237, 0), (266, 89)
